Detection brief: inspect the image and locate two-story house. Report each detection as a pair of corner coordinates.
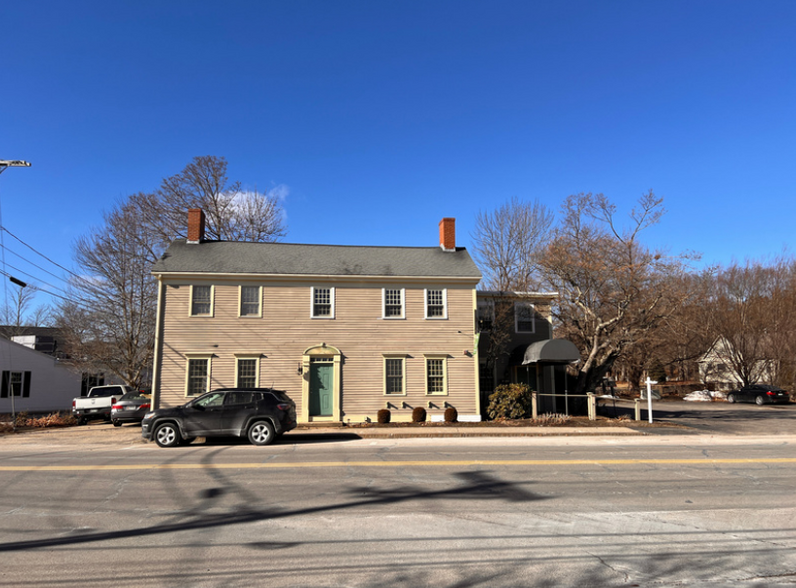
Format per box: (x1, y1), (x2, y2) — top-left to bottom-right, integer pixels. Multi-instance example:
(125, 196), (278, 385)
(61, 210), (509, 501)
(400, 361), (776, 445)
(151, 210), (485, 423)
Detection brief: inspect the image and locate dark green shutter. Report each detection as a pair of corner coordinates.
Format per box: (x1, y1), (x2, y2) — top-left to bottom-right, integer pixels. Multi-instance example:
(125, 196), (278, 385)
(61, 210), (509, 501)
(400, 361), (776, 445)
(1, 372), (7, 398)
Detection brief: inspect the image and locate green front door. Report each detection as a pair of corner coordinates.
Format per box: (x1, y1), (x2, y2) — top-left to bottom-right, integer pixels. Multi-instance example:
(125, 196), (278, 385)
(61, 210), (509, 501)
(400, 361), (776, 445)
(309, 360), (334, 417)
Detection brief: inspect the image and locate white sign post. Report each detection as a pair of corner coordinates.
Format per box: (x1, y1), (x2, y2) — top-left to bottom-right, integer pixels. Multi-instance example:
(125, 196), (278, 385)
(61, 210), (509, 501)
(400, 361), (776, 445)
(645, 378), (657, 424)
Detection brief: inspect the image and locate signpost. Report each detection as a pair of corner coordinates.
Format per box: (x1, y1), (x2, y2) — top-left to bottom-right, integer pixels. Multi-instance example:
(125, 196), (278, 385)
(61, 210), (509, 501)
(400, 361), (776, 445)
(645, 377), (657, 423)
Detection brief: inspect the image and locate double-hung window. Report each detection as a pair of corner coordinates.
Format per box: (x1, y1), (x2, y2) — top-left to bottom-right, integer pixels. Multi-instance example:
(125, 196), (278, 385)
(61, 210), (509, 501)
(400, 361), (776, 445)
(383, 356), (406, 395)
(425, 289), (447, 319)
(425, 356), (448, 395)
(1, 371), (31, 398)
(514, 301), (535, 333)
(477, 299), (494, 332)
(236, 356), (259, 388)
(185, 356), (211, 396)
(383, 288), (404, 319)
(239, 286), (261, 317)
(190, 285), (213, 316)
(311, 287), (335, 318)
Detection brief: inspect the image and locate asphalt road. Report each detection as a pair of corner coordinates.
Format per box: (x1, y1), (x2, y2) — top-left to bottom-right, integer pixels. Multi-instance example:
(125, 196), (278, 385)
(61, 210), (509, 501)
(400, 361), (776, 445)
(2, 420), (796, 587)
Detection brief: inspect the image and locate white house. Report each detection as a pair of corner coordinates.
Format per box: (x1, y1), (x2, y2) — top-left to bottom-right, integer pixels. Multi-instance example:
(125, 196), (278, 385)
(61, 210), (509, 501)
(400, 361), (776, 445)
(0, 337), (82, 414)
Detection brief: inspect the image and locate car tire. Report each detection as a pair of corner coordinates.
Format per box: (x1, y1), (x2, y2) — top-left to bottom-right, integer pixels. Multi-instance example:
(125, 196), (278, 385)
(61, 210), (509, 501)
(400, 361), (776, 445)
(154, 423), (182, 448)
(755, 395), (765, 406)
(727, 394), (735, 404)
(112, 420), (122, 427)
(77, 417), (87, 426)
(247, 421), (275, 446)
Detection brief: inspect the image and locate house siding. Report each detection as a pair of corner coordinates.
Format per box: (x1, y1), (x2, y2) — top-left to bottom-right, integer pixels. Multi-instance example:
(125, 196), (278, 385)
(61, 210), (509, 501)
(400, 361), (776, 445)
(156, 276), (479, 422)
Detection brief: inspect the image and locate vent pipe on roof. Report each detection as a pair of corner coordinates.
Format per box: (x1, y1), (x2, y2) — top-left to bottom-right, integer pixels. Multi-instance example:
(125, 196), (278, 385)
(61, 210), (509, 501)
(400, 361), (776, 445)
(439, 218), (456, 251)
(187, 209), (205, 244)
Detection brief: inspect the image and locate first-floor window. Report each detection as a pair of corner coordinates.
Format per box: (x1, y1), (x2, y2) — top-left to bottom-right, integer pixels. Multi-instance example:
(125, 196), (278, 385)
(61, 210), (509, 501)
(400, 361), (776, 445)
(187, 359), (210, 396)
(384, 357), (405, 395)
(425, 357), (447, 395)
(1, 371), (31, 398)
(236, 358), (258, 388)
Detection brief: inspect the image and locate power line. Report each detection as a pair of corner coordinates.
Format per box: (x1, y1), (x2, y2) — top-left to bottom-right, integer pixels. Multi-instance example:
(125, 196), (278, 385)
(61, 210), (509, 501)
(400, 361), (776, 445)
(0, 225), (80, 279)
(0, 243), (73, 289)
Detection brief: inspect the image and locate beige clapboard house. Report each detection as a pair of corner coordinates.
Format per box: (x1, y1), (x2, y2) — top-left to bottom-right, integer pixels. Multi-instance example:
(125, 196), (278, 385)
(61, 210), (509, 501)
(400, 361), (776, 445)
(150, 210), (485, 423)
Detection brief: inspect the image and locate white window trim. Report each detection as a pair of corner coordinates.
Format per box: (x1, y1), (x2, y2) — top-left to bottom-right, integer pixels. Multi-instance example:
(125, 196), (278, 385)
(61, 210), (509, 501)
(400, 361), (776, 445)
(184, 354), (213, 397)
(424, 354), (449, 396)
(514, 301), (536, 334)
(311, 287), (336, 319)
(382, 354), (407, 395)
(381, 288), (405, 319)
(234, 355), (261, 387)
(189, 285), (215, 317)
(238, 285), (262, 318)
(424, 288), (448, 320)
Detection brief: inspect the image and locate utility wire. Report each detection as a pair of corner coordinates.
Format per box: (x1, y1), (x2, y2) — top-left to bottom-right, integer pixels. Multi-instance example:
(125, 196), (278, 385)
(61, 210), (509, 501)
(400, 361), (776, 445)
(0, 225), (81, 279)
(0, 243), (73, 289)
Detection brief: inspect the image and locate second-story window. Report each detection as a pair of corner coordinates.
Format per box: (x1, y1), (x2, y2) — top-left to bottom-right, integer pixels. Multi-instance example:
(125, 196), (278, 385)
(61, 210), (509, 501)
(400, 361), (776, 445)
(312, 287), (334, 318)
(383, 288), (404, 318)
(191, 285), (213, 316)
(477, 299), (494, 332)
(425, 289), (447, 319)
(515, 301), (535, 333)
(240, 286), (261, 317)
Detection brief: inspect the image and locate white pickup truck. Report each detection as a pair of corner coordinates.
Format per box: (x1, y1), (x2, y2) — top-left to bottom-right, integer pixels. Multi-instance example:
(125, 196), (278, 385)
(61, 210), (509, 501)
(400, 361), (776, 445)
(72, 385), (132, 425)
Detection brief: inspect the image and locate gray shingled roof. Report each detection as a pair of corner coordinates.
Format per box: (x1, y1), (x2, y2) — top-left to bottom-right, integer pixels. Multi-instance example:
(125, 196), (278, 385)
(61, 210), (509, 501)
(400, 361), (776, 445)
(152, 240), (482, 279)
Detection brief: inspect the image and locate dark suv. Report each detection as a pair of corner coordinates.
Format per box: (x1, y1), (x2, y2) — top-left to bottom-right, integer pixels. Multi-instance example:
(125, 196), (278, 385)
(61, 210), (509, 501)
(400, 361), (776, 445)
(142, 388), (297, 448)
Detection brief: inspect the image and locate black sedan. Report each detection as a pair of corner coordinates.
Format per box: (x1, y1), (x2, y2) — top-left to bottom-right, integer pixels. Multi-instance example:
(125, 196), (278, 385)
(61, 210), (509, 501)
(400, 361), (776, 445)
(726, 384), (791, 406)
(111, 391), (152, 426)
(141, 387), (297, 447)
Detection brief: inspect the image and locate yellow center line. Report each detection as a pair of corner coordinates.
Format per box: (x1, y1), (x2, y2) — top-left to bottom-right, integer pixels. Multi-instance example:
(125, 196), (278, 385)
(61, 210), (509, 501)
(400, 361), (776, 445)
(1, 457), (796, 471)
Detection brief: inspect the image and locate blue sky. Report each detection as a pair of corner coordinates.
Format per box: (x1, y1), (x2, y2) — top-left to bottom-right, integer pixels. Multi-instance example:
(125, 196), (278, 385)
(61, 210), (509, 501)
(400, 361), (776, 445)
(1, 1), (795, 311)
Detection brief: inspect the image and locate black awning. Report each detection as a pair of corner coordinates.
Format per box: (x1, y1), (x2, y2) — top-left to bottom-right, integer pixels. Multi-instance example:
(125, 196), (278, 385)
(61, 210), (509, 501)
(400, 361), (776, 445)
(521, 339), (580, 365)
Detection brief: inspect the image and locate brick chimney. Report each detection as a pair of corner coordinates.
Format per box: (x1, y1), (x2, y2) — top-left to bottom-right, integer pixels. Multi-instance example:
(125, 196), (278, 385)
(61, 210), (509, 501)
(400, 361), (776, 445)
(187, 208), (205, 244)
(439, 218), (456, 252)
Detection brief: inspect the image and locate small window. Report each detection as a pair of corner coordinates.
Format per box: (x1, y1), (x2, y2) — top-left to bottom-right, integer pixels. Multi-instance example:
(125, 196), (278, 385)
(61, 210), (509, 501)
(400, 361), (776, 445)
(425, 289), (447, 319)
(312, 287), (335, 318)
(191, 285), (213, 316)
(425, 357), (447, 395)
(236, 358), (259, 388)
(515, 302), (535, 333)
(186, 358), (210, 396)
(384, 357), (405, 395)
(240, 286), (261, 317)
(383, 288), (404, 319)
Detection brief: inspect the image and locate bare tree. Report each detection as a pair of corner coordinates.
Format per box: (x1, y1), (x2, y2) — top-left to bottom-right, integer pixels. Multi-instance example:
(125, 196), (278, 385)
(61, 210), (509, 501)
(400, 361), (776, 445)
(58, 201), (159, 388)
(55, 156), (288, 389)
(699, 259), (796, 388)
(538, 191), (694, 393)
(138, 155), (287, 247)
(0, 285), (51, 339)
(470, 197), (554, 291)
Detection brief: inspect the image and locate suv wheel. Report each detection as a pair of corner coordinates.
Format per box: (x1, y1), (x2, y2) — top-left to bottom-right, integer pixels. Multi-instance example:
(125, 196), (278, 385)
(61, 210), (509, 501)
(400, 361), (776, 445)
(248, 421), (275, 446)
(154, 423), (182, 448)
(727, 394), (735, 404)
